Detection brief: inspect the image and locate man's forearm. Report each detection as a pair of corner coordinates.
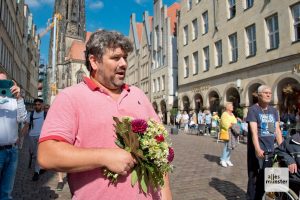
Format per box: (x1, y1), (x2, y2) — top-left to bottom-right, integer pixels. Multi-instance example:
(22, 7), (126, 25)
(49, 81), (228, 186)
(161, 174), (172, 200)
(250, 122), (261, 151)
(38, 140), (109, 173)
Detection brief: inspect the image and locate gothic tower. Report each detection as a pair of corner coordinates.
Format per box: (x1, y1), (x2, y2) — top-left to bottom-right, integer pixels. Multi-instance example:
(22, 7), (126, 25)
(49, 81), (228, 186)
(48, 0), (86, 91)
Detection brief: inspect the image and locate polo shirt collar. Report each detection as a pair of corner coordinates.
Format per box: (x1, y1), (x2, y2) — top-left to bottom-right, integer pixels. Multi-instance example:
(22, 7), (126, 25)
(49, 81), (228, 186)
(83, 77), (130, 93)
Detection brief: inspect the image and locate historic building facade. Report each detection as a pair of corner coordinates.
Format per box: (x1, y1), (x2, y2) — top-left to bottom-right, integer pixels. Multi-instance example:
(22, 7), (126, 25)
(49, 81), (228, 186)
(127, 0), (180, 124)
(48, 0), (86, 99)
(177, 0), (300, 117)
(127, 12), (152, 99)
(0, 0), (40, 103)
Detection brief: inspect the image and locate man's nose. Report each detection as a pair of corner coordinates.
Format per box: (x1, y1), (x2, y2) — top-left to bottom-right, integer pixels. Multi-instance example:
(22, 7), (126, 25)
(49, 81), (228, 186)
(119, 57), (127, 67)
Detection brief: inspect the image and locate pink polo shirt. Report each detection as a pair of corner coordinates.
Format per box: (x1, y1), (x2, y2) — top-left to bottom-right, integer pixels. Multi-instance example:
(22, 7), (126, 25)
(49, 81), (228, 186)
(39, 77), (161, 200)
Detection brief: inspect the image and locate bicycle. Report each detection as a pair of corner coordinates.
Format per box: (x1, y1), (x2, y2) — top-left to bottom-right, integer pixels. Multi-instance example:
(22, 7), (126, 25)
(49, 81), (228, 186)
(262, 152), (299, 200)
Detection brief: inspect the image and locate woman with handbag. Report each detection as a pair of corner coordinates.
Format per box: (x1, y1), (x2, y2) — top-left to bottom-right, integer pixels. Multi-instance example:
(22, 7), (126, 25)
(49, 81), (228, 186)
(219, 102), (237, 167)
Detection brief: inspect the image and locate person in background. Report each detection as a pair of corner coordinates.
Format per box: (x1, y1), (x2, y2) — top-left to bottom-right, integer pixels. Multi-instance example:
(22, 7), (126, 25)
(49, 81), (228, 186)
(246, 85), (283, 200)
(37, 30), (172, 200)
(211, 112), (220, 137)
(0, 70), (27, 200)
(22, 98), (46, 181)
(204, 110), (212, 135)
(219, 102), (237, 168)
(182, 111), (190, 134)
(175, 111), (182, 129)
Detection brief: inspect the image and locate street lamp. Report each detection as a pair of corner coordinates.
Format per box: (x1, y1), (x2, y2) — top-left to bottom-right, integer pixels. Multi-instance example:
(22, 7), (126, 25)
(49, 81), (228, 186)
(236, 79), (243, 93)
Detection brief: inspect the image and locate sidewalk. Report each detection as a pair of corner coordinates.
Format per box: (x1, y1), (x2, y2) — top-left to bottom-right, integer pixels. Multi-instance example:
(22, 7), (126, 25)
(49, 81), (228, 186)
(12, 128), (248, 199)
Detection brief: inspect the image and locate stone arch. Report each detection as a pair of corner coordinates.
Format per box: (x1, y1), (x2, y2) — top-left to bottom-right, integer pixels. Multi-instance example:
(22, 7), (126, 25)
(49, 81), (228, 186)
(225, 87), (240, 109)
(193, 93), (204, 113)
(160, 100), (167, 124)
(244, 79), (266, 106)
(181, 95), (191, 112)
(207, 89), (221, 113)
(75, 69), (86, 84)
(273, 74), (300, 113)
(152, 101), (158, 113)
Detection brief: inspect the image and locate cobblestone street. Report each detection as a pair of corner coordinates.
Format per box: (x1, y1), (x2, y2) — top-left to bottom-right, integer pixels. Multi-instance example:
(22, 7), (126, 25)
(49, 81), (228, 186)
(13, 129), (248, 200)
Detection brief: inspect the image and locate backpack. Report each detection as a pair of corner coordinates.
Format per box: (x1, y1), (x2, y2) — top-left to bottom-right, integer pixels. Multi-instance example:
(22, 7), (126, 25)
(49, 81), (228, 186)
(29, 111), (47, 129)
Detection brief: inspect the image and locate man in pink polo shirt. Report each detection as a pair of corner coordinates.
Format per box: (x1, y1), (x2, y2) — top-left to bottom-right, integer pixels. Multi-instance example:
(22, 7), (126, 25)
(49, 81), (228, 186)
(38, 30), (172, 200)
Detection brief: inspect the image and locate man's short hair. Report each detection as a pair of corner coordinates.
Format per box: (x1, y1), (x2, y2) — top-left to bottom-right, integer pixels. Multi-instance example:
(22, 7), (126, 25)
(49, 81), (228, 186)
(34, 98), (44, 104)
(257, 85), (271, 93)
(85, 29), (133, 72)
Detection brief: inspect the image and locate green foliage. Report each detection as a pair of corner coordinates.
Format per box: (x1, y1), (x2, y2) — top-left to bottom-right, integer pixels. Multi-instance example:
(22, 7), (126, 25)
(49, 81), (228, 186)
(235, 107), (244, 119)
(170, 108), (178, 117)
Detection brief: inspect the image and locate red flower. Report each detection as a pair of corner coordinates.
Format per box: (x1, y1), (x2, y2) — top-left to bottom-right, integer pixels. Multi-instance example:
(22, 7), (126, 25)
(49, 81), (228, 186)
(167, 147), (174, 162)
(155, 134), (165, 142)
(131, 119), (148, 133)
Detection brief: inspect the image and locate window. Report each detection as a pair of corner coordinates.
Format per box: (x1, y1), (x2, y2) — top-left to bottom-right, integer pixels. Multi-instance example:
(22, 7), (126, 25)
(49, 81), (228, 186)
(183, 25), (188, 45)
(162, 75), (165, 91)
(229, 33), (238, 62)
(246, 24), (256, 56)
(157, 77), (160, 92)
(192, 51), (199, 75)
(187, 0), (192, 10)
(155, 26), (160, 49)
(266, 14), (279, 49)
(245, 0), (254, 9)
(291, 3), (300, 41)
(153, 79), (156, 92)
(184, 56), (189, 78)
(214, 40), (222, 67)
(192, 18), (198, 40)
(202, 11), (208, 34)
(203, 46), (210, 71)
(228, 0), (236, 19)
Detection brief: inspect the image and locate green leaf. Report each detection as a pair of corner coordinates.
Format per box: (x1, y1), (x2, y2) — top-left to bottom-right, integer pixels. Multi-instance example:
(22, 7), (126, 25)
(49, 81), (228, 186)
(131, 168), (138, 187)
(115, 140), (124, 149)
(140, 173), (148, 193)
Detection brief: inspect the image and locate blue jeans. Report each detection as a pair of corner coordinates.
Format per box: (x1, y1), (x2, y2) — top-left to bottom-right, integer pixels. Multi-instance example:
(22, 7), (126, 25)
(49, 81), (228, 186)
(0, 146), (18, 200)
(220, 142), (231, 161)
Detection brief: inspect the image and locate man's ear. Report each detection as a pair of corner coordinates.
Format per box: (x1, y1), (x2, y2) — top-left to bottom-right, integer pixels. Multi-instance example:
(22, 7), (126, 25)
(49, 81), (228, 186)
(89, 55), (99, 71)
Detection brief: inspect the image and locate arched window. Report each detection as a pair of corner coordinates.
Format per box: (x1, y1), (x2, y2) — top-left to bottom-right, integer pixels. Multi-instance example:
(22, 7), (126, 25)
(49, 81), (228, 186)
(76, 70), (85, 83)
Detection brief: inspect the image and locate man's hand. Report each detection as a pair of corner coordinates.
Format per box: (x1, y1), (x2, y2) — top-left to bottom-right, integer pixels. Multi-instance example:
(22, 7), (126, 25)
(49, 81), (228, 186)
(103, 148), (137, 176)
(10, 80), (21, 99)
(288, 163), (297, 174)
(255, 148), (264, 159)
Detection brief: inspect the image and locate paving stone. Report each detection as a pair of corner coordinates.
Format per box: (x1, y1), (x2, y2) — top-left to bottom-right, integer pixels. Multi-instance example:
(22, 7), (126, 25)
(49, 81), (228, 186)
(12, 126), (248, 199)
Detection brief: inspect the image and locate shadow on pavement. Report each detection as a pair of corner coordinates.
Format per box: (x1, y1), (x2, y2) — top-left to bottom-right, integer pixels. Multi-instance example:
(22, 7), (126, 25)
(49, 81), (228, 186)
(209, 177), (246, 200)
(203, 154), (220, 164)
(12, 136), (67, 200)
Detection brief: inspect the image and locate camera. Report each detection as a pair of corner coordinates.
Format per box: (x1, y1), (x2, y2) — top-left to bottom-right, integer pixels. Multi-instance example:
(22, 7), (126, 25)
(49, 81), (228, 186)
(0, 80), (13, 97)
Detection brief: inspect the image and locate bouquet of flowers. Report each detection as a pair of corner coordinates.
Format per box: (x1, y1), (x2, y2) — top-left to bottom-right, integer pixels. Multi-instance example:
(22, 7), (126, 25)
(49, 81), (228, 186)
(104, 116), (174, 193)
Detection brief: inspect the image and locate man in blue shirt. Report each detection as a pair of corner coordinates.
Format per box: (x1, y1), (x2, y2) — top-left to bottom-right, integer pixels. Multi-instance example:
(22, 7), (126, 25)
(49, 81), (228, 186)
(246, 85), (283, 200)
(0, 70), (27, 200)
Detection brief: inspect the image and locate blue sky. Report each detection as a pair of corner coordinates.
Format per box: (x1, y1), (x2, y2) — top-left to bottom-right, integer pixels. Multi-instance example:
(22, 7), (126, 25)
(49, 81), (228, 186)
(25, 0), (179, 64)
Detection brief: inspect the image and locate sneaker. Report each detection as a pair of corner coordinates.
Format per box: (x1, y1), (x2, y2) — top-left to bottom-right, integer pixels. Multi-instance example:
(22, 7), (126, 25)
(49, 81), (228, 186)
(220, 160), (227, 168)
(226, 160), (233, 167)
(56, 181), (64, 191)
(32, 172), (39, 181)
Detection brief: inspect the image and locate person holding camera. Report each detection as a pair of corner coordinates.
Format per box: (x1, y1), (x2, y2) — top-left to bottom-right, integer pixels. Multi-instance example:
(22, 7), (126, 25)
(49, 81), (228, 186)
(0, 70), (27, 200)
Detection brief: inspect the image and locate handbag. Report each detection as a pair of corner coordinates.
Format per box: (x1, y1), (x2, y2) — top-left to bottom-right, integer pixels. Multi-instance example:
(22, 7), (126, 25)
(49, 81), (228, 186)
(219, 129), (229, 141)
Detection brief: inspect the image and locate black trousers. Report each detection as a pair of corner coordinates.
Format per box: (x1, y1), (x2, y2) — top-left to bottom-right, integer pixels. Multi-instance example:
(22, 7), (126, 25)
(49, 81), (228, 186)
(247, 150), (273, 200)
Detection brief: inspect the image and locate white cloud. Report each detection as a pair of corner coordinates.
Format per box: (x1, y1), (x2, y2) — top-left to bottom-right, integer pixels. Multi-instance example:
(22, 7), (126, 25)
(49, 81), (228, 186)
(25, 0), (54, 8)
(89, 1), (104, 9)
(25, 0), (40, 8)
(135, 0), (147, 5)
